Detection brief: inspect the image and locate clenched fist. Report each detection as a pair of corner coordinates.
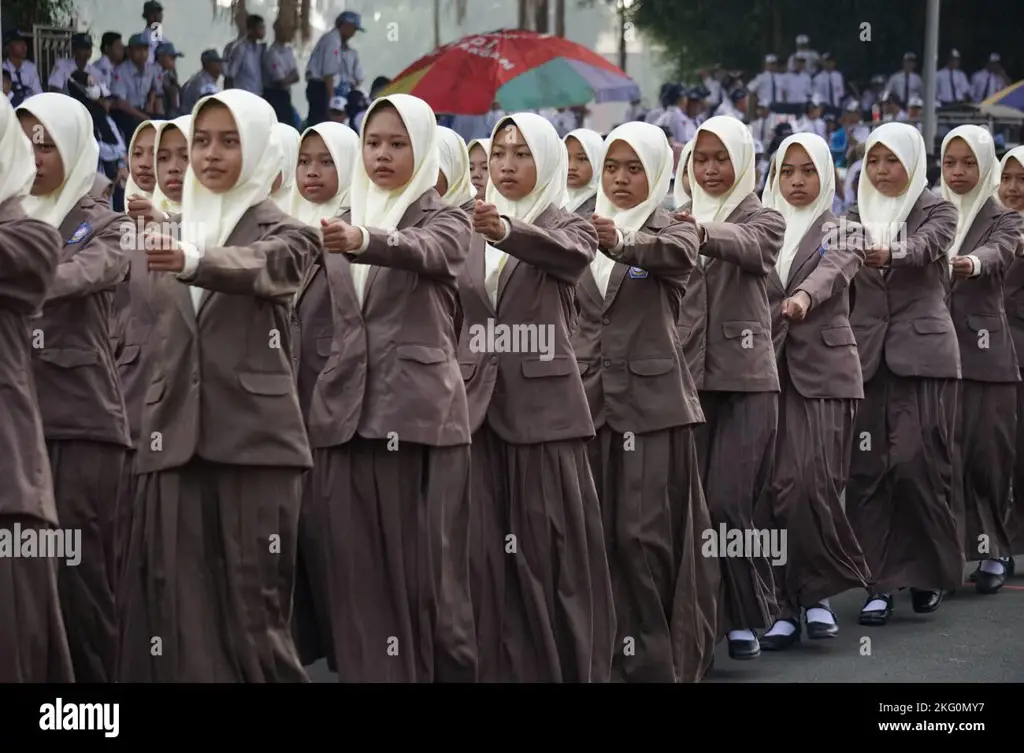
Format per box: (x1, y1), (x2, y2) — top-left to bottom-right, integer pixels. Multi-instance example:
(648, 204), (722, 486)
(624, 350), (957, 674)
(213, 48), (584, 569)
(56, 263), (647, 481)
(473, 200), (505, 241)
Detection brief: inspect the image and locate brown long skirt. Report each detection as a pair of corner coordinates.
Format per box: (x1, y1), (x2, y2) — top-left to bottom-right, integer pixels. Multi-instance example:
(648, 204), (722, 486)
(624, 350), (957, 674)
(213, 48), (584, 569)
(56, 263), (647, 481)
(587, 425), (718, 683)
(694, 391), (778, 633)
(115, 449), (136, 599)
(47, 439), (124, 683)
(769, 368), (869, 618)
(952, 380), (1016, 561)
(308, 439), (477, 683)
(291, 468), (334, 669)
(0, 515), (76, 682)
(1009, 371), (1024, 555)
(117, 459), (309, 682)
(846, 362), (963, 591)
(470, 425), (614, 682)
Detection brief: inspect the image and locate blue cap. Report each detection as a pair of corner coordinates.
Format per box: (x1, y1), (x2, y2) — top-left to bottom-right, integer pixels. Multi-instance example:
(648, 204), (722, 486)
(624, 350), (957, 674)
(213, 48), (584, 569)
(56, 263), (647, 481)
(336, 11), (365, 30)
(156, 42), (183, 58)
(71, 33), (94, 50)
(3, 28), (29, 44)
(728, 88), (747, 103)
(128, 33), (149, 47)
(200, 48), (224, 63)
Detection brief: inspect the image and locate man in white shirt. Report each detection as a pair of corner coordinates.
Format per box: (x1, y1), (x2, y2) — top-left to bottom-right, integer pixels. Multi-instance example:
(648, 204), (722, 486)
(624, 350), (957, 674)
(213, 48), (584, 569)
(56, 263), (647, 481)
(972, 53), (1009, 102)
(748, 103), (779, 147)
(860, 74), (886, 111)
(748, 54), (785, 110)
(138, 1), (173, 66)
(2, 28), (43, 106)
(886, 52), (923, 105)
(880, 91), (908, 122)
(93, 32), (125, 91)
(715, 88), (748, 121)
(934, 49), (971, 106)
(48, 34), (111, 97)
(812, 52), (844, 113)
(788, 34), (820, 76)
(699, 65), (725, 110)
(784, 54), (813, 106)
(304, 11), (365, 126)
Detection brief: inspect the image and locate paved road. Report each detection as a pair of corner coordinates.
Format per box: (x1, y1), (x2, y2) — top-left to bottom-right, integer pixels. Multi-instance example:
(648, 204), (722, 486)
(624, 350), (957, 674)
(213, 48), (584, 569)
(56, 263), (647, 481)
(304, 558), (1024, 683)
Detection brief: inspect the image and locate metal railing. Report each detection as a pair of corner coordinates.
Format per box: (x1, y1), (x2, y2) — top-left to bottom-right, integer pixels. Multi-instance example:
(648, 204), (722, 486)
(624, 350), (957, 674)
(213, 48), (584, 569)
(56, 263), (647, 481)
(33, 24), (74, 87)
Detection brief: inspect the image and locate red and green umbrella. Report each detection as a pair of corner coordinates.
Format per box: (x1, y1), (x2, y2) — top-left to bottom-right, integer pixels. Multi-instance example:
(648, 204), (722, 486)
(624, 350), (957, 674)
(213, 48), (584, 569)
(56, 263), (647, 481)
(379, 28), (640, 115)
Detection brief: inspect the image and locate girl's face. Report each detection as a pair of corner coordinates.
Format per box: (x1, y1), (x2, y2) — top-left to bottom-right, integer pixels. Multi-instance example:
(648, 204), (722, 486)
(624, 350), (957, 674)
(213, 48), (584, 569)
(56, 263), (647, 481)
(778, 143), (821, 208)
(297, 132), (339, 203)
(490, 123), (537, 201)
(682, 162), (691, 196)
(19, 114), (64, 196)
(999, 157), (1024, 211)
(865, 143), (909, 197)
(191, 103), (243, 192)
(156, 126), (188, 203)
(469, 144), (487, 199)
(565, 136), (593, 189)
(941, 137), (979, 196)
(130, 124), (157, 192)
(602, 139), (648, 210)
(692, 130), (735, 197)
(435, 169), (448, 197)
(362, 104), (415, 190)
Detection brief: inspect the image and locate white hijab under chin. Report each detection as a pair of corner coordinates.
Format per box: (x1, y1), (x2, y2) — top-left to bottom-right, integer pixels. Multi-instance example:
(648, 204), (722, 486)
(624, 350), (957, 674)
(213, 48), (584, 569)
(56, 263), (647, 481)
(672, 139), (695, 208)
(998, 146), (1024, 217)
(770, 133), (836, 286)
(941, 125), (999, 260)
(0, 94), (36, 206)
(483, 113), (568, 307)
(270, 122), (301, 212)
(151, 115), (192, 213)
(563, 128), (605, 212)
(436, 126), (476, 207)
(125, 119), (162, 203)
(16, 93), (100, 228)
(591, 122), (674, 297)
(289, 122), (360, 227)
(857, 122), (928, 246)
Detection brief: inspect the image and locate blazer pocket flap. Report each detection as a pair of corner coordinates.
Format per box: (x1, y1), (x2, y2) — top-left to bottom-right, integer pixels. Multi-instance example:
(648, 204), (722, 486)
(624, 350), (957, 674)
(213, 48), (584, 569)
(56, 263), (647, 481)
(521, 356), (574, 378)
(315, 336), (333, 357)
(144, 378), (166, 404)
(117, 344), (142, 365)
(912, 317), (950, 335)
(396, 344), (447, 364)
(459, 361), (477, 380)
(37, 347), (100, 368)
(628, 357), (675, 376)
(722, 320), (761, 339)
(820, 326), (857, 347)
(966, 314), (1002, 332)
(237, 372), (293, 396)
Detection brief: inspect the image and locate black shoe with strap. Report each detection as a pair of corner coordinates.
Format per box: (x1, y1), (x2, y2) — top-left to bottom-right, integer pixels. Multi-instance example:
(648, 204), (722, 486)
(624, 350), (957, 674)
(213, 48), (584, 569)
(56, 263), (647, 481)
(858, 592), (893, 626)
(910, 588), (944, 613)
(805, 602), (839, 639)
(760, 618), (800, 651)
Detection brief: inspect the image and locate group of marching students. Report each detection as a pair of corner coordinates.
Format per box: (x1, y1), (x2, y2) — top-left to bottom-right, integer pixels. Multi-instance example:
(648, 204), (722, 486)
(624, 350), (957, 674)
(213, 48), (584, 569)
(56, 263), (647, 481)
(1, 81), (1023, 685)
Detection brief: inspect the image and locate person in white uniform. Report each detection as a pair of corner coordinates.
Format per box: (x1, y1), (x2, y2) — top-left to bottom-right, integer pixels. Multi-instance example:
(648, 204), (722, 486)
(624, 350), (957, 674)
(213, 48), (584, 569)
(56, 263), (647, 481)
(813, 53), (845, 113)
(971, 53), (1009, 102)
(886, 52), (923, 105)
(748, 54), (786, 111)
(935, 49), (971, 107)
(787, 34), (820, 75)
(784, 55), (813, 106)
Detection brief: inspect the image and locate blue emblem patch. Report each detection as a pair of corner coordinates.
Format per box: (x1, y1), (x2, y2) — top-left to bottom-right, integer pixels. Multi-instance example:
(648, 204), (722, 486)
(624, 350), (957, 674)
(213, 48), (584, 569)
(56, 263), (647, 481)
(817, 244), (827, 256)
(628, 266), (648, 279)
(67, 222), (90, 244)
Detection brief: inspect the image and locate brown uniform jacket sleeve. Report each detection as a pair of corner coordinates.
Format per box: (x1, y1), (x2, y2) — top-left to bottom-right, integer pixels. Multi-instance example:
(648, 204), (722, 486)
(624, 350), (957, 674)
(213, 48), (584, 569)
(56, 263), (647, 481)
(796, 220), (866, 310)
(700, 206), (785, 275)
(0, 216), (61, 313)
(47, 215), (127, 302)
(606, 218), (699, 292)
(495, 207), (598, 284)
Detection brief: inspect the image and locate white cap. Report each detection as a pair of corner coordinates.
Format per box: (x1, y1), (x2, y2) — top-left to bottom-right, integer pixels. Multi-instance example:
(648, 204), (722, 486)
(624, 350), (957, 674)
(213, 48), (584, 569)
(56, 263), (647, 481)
(908, 96), (924, 108)
(796, 34), (809, 45)
(990, 53), (1001, 63)
(329, 95), (348, 111)
(845, 99), (861, 112)
(949, 49), (961, 58)
(765, 53), (778, 64)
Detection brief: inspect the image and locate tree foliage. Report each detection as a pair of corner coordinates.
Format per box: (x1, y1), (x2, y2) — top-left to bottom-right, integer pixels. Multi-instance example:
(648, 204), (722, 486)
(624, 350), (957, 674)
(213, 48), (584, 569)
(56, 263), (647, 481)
(3, 0), (75, 28)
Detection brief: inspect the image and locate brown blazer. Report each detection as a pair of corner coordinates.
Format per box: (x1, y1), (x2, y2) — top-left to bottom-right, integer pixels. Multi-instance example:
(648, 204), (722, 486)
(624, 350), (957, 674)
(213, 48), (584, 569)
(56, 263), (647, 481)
(307, 190), (471, 449)
(91, 174), (112, 204)
(0, 199), (61, 524)
(456, 204), (598, 444)
(136, 199), (318, 473)
(31, 195), (130, 447)
(768, 210), (865, 399)
(1003, 235), (1024, 368)
(948, 197), (1021, 383)
(847, 191), (961, 382)
(572, 207), (703, 432)
(572, 194), (597, 218)
(678, 192), (785, 393)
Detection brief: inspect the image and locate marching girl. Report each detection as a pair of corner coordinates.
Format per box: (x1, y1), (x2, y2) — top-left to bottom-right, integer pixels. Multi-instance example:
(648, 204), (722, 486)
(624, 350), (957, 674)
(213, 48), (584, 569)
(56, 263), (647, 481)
(17, 94), (131, 682)
(125, 118), (160, 206)
(674, 116), (785, 661)
(941, 131), (1023, 594)
(563, 127), (604, 216)
(117, 90), (317, 682)
(1000, 146), (1024, 563)
(152, 115), (192, 213)
(761, 133), (870, 649)
(573, 121), (718, 682)
(845, 122), (962, 626)
(468, 137), (491, 200)
(270, 122), (301, 212)
(307, 94), (478, 682)
(458, 112), (614, 682)
(437, 126), (477, 211)
(0, 94), (74, 683)
(672, 139), (694, 211)
(287, 121), (359, 667)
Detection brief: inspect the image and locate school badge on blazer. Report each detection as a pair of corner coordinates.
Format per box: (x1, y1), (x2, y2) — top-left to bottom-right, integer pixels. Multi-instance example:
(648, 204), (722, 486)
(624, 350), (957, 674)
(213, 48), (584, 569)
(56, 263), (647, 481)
(628, 266), (648, 279)
(817, 244), (828, 256)
(67, 222), (91, 244)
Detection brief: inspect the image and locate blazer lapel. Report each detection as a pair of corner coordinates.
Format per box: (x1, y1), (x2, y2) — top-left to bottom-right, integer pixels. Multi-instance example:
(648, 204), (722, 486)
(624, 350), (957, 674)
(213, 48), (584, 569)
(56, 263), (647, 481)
(580, 264), (602, 305)
(196, 202), (263, 316)
(467, 233), (495, 315)
(362, 194), (430, 307)
(957, 198), (995, 257)
(785, 212), (831, 293)
(601, 264), (629, 312)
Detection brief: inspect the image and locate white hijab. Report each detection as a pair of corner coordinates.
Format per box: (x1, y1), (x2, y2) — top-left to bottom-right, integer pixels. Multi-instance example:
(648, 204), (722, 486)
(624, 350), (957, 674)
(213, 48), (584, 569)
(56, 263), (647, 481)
(770, 133), (836, 287)
(563, 128), (605, 212)
(269, 122), (301, 213)
(125, 119), (161, 204)
(16, 94), (100, 228)
(592, 122), (673, 296)
(468, 137), (491, 198)
(289, 122), (359, 227)
(672, 139), (695, 208)
(940, 125), (999, 261)
(350, 94), (440, 306)
(484, 113), (568, 307)
(0, 93), (36, 206)
(761, 152), (778, 210)
(998, 146), (1024, 254)
(151, 115), (192, 213)
(436, 126), (475, 207)
(857, 122), (928, 247)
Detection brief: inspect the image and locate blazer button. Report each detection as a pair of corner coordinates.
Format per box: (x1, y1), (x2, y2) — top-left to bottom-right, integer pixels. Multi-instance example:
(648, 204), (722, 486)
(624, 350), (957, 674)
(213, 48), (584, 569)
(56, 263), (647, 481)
(191, 371), (199, 385)
(601, 316), (611, 326)
(602, 358), (612, 367)
(490, 355), (498, 363)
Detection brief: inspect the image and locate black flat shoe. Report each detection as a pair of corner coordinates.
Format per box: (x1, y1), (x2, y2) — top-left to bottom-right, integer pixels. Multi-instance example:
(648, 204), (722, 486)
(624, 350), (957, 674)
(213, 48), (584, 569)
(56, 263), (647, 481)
(910, 588), (944, 613)
(760, 619), (800, 651)
(976, 561), (1007, 595)
(968, 563), (981, 582)
(727, 635), (761, 660)
(858, 593), (893, 626)
(805, 603), (839, 639)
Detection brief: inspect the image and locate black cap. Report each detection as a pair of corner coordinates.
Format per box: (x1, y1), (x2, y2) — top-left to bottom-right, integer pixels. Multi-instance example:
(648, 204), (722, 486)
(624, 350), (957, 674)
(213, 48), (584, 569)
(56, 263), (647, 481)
(127, 33), (149, 47)
(3, 28), (29, 45)
(729, 88), (747, 103)
(156, 42), (183, 58)
(71, 33), (93, 50)
(200, 48), (224, 63)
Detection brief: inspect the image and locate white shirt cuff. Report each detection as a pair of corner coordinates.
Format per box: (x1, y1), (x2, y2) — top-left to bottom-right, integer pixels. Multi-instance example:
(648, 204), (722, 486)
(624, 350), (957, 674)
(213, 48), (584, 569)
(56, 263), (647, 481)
(347, 226), (370, 255)
(967, 255), (981, 277)
(177, 241), (202, 280)
(495, 217), (512, 243)
(610, 229), (624, 254)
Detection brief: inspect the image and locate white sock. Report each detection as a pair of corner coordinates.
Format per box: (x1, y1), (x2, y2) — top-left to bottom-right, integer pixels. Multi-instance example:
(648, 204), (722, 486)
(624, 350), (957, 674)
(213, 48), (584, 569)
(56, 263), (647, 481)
(806, 607), (836, 625)
(862, 595), (890, 612)
(728, 629), (756, 642)
(980, 558), (1006, 575)
(764, 620), (797, 637)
